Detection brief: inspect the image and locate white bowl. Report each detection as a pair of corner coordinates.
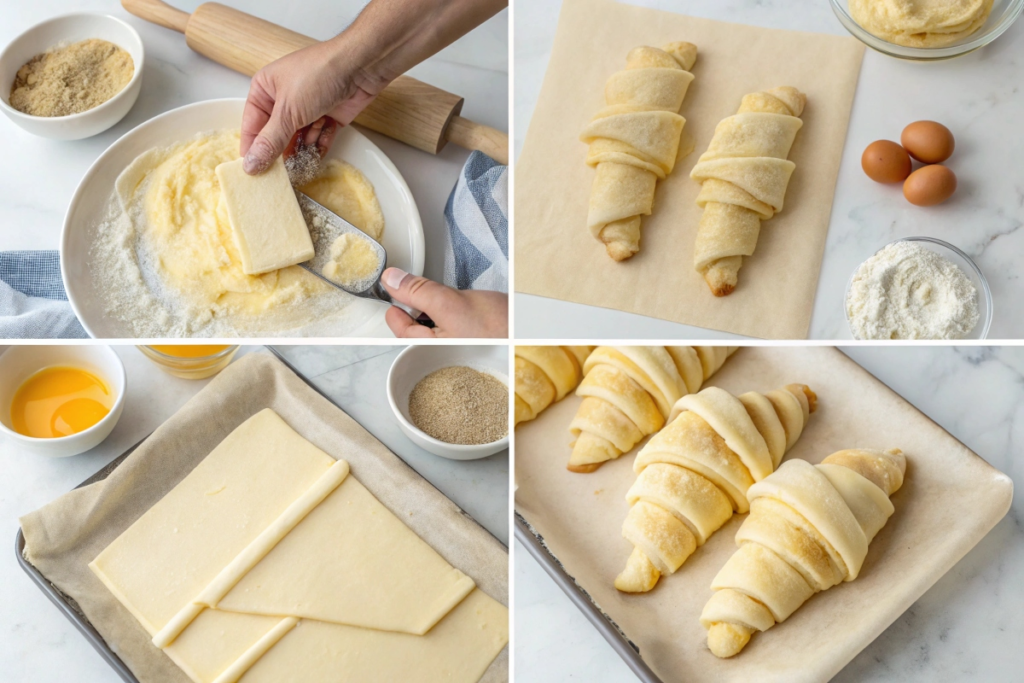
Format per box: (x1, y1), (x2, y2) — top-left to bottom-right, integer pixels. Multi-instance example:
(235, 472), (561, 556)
(387, 346), (509, 460)
(0, 13), (144, 139)
(61, 98), (424, 338)
(0, 345), (126, 457)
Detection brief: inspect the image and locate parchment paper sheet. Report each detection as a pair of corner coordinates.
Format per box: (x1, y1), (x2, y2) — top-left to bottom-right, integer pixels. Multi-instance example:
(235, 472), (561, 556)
(515, 347), (1012, 683)
(21, 352), (508, 683)
(514, 0), (865, 339)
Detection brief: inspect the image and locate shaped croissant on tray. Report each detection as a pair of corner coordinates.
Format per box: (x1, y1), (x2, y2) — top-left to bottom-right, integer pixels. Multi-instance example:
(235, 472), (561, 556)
(515, 346), (595, 426)
(567, 346), (734, 473)
(701, 448), (906, 657)
(615, 383), (816, 593)
(691, 86), (806, 296)
(581, 42), (697, 261)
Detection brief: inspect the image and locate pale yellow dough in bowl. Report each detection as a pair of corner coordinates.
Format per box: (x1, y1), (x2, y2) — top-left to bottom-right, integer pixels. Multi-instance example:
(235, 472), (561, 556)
(849, 0), (995, 47)
(106, 129), (385, 336)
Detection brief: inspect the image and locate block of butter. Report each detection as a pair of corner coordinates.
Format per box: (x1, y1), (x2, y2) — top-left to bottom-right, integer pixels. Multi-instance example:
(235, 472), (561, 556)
(216, 157), (315, 275)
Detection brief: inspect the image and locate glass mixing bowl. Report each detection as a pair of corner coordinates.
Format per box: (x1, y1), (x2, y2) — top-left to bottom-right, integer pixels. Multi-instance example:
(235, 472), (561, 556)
(830, 0), (1024, 60)
(845, 236), (992, 340)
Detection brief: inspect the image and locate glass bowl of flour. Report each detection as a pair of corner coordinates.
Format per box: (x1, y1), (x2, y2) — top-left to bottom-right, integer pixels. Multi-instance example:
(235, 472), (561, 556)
(845, 237), (992, 340)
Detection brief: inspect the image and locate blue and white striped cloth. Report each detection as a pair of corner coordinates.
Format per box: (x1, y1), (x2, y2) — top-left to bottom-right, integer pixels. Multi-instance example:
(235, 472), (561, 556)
(0, 251), (86, 339)
(443, 151), (508, 293)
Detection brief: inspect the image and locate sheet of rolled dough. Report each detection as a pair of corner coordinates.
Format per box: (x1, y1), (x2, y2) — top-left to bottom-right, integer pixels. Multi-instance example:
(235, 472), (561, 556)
(91, 408), (506, 683)
(239, 589), (509, 683)
(216, 157), (315, 275)
(89, 409), (335, 634)
(218, 471), (475, 634)
(163, 609), (284, 683)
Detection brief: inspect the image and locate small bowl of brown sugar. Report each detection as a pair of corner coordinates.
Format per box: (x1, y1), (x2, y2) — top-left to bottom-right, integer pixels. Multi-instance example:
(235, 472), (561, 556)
(0, 13), (144, 140)
(387, 345), (510, 460)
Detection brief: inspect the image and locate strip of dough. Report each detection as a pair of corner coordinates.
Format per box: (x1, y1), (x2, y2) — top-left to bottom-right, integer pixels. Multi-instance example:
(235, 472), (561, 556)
(152, 459), (351, 647)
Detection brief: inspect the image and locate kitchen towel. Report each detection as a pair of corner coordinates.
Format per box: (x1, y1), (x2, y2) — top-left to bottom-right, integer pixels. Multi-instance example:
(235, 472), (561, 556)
(0, 250), (86, 338)
(444, 151), (509, 293)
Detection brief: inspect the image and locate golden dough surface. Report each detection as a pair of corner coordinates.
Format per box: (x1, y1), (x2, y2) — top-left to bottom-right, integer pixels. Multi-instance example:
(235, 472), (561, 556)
(119, 130), (331, 321)
(105, 131), (387, 336)
(299, 159), (385, 240)
(849, 0), (994, 47)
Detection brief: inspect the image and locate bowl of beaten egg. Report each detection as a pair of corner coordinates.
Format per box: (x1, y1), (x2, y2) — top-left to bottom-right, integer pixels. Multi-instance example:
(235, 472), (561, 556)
(830, 0), (1024, 60)
(61, 98), (424, 338)
(0, 345), (126, 457)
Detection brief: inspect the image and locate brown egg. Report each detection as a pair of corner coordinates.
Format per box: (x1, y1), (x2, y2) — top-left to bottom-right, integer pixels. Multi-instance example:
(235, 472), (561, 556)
(861, 140), (912, 183)
(903, 164), (957, 206)
(901, 121), (955, 164)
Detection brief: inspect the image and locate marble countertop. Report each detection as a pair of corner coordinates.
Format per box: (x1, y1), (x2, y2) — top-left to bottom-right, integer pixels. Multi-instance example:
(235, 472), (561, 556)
(0, 344), (508, 682)
(514, 0), (1024, 340)
(516, 345), (1024, 682)
(0, 0), (508, 288)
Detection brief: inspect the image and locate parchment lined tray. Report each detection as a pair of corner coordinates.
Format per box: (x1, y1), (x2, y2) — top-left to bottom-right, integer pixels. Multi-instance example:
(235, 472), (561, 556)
(514, 347), (1012, 683)
(19, 352), (508, 683)
(514, 0), (865, 339)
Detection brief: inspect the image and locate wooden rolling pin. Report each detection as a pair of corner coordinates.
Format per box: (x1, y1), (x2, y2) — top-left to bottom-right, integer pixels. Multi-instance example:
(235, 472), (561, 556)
(122, 0), (509, 164)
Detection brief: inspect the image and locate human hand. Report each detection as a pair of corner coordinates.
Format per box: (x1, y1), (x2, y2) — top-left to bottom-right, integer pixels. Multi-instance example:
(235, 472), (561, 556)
(381, 268), (508, 338)
(240, 40), (387, 175)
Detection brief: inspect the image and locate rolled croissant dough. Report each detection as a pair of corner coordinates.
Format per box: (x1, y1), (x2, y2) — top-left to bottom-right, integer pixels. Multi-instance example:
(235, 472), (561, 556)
(90, 409), (508, 683)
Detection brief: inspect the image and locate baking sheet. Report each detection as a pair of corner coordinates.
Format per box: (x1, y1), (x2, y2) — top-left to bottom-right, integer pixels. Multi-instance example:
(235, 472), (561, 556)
(19, 352), (508, 683)
(514, 347), (1012, 683)
(514, 0), (865, 339)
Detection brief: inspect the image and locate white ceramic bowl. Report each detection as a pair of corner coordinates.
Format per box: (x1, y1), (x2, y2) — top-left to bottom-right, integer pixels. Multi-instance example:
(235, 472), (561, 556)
(845, 236), (992, 340)
(0, 345), (126, 457)
(387, 346), (510, 460)
(0, 13), (144, 139)
(62, 98), (424, 338)
(830, 0), (1024, 61)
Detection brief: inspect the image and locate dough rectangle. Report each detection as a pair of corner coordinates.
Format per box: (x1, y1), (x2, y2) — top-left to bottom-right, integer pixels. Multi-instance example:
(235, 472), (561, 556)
(216, 157), (314, 274)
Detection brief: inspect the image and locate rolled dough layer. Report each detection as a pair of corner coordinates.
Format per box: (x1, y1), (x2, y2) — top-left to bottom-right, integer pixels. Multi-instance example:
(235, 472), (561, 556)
(90, 409), (507, 683)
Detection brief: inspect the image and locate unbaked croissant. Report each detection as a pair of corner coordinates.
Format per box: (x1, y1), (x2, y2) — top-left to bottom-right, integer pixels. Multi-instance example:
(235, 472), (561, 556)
(690, 86), (806, 296)
(515, 346), (595, 426)
(568, 346), (734, 473)
(615, 383), (816, 593)
(701, 448), (906, 657)
(580, 42), (698, 261)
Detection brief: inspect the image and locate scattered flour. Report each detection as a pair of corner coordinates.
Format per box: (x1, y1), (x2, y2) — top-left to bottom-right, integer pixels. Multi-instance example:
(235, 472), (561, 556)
(89, 130), (372, 338)
(846, 240), (979, 340)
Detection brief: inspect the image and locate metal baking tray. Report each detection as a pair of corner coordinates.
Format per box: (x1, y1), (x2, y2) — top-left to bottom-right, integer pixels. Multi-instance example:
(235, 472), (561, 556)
(515, 512), (662, 683)
(15, 347), (505, 683)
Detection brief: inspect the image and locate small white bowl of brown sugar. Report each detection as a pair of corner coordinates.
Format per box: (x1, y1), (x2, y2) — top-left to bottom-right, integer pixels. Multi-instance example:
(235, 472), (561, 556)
(387, 346), (510, 460)
(0, 13), (143, 140)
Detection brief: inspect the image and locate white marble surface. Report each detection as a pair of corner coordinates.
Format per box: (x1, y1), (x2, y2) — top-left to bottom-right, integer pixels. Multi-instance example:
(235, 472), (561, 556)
(513, 0), (1024, 340)
(0, 344), (508, 682)
(516, 345), (1024, 682)
(0, 0), (507, 289)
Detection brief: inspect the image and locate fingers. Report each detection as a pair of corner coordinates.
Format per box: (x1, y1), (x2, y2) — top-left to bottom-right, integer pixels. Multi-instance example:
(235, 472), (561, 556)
(243, 109), (295, 175)
(385, 306), (436, 338)
(240, 79), (274, 158)
(315, 117), (339, 158)
(381, 268), (461, 314)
